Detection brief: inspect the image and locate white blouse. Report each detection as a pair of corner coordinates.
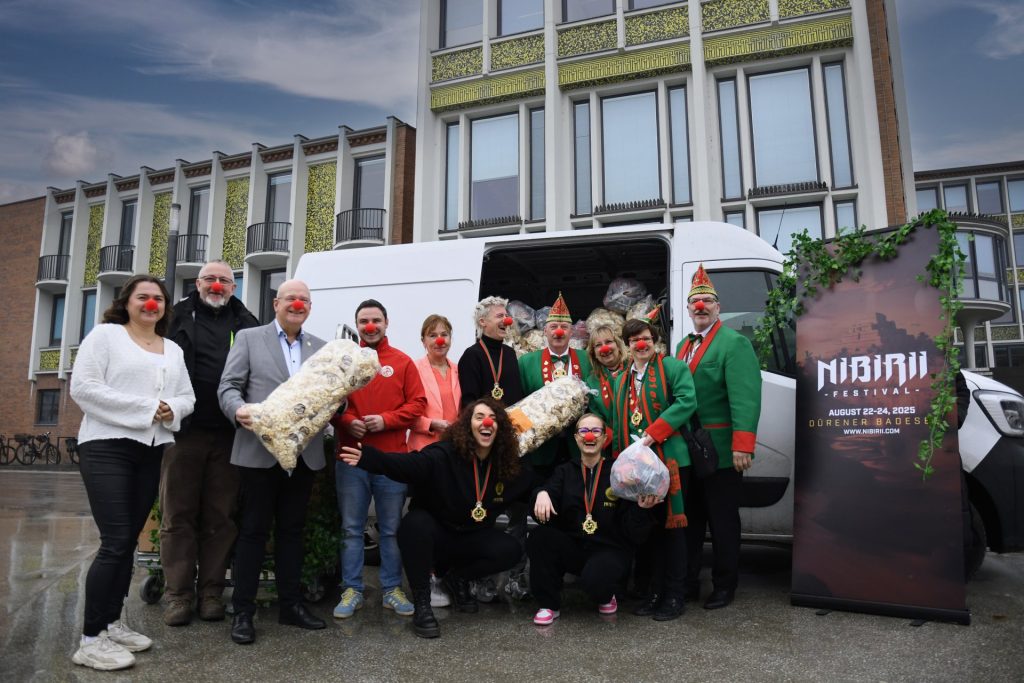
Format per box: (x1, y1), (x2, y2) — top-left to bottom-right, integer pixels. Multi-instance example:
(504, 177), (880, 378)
(70, 323), (196, 447)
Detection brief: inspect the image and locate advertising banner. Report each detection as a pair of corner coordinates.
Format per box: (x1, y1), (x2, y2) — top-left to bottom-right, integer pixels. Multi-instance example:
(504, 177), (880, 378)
(791, 227), (969, 624)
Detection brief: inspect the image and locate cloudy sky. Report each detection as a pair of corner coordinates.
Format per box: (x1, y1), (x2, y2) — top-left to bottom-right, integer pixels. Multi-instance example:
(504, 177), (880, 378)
(0, 0), (1021, 204)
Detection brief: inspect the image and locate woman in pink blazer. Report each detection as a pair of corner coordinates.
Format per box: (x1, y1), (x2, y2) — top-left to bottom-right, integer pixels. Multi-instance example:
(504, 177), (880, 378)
(408, 314), (462, 451)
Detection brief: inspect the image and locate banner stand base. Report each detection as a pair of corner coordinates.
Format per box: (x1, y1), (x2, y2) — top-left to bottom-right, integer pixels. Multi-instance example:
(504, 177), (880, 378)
(791, 594), (970, 626)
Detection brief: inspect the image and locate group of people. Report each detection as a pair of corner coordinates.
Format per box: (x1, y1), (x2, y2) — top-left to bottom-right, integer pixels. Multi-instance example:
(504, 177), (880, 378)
(67, 259), (761, 669)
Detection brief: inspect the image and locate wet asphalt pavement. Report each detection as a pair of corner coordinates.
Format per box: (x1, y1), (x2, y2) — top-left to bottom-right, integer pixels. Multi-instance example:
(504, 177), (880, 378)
(1, 468), (1023, 682)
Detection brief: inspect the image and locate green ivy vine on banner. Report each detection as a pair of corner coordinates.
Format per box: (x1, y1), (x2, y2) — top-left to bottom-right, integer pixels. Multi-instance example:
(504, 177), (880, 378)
(753, 209), (966, 479)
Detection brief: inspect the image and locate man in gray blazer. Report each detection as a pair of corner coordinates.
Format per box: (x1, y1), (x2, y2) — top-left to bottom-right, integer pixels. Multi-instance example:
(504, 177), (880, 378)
(218, 278), (327, 644)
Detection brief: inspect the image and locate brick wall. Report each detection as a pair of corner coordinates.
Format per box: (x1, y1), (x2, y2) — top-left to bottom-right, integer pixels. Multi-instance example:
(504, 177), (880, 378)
(390, 123), (417, 245)
(866, 0), (908, 226)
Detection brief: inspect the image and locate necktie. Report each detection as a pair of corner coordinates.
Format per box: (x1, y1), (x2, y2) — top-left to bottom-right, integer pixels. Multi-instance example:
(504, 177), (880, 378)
(686, 335), (703, 362)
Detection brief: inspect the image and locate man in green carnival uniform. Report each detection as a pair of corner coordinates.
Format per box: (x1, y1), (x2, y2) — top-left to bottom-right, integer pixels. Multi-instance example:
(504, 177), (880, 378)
(610, 311), (696, 621)
(518, 292), (592, 476)
(675, 264), (761, 610)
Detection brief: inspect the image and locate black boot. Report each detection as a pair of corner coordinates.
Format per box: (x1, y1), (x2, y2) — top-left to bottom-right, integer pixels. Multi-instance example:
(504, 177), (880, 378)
(443, 573), (479, 613)
(412, 589), (440, 639)
(632, 593), (661, 617)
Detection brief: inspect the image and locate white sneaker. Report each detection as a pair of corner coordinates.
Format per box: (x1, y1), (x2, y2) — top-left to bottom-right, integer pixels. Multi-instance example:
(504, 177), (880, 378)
(72, 632), (136, 671)
(430, 575), (450, 608)
(106, 620), (153, 652)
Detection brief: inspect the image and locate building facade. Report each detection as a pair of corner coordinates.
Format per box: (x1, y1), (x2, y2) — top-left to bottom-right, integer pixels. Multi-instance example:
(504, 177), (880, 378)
(414, 0), (915, 249)
(10, 118), (414, 441)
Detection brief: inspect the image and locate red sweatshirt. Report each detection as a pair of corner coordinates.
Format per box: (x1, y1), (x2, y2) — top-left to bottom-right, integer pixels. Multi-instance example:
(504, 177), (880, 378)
(333, 336), (427, 454)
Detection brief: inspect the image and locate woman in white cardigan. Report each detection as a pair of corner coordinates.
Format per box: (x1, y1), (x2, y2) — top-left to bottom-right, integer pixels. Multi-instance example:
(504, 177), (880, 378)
(70, 274), (195, 671)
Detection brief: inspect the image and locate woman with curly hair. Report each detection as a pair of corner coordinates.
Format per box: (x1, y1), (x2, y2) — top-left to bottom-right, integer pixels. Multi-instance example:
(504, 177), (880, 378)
(339, 397), (536, 639)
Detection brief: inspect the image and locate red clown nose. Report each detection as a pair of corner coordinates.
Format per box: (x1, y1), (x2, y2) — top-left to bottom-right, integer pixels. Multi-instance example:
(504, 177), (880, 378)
(694, 300), (706, 312)
(502, 316), (514, 327)
(289, 300), (305, 312)
(553, 328), (565, 339)
(635, 340), (648, 351)
(434, 337), (446, 347)
(583, 433), (597, 445)
(364, 322), (377, 334)
(481, 417), (494, 429)
(143, 299), (159, 312)
(598, 344), (612, 355)
(210, 281), (224, 295)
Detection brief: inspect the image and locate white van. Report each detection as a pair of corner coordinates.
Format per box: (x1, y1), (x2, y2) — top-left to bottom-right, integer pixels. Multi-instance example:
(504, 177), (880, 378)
(295, 221), (1024, 573)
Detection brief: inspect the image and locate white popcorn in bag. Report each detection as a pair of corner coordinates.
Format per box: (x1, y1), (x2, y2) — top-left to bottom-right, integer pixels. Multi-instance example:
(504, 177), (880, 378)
(506, 376), (592, 457)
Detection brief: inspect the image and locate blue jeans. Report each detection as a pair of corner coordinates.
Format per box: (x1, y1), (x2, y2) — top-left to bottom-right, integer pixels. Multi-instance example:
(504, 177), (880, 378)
(335, 462), (406, 592)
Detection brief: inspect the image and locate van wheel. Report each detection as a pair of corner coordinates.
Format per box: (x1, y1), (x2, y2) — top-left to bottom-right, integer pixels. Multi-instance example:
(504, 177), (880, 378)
(965, 502), (987, 580)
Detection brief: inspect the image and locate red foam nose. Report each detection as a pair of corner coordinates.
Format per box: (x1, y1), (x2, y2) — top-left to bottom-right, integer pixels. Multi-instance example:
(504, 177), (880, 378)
(364, 322), (377, 334)
(635, 340), (648, 351)
(599, 344), (612, 355)
(290, 300), (305, 312)
(434, 337), (446, 347)
(553, 329), (565, 339)
(210, 282), (224, 295)
(694, 301), (705, 311)
(143, 299), (159, 312)
(481, 417), (494, 428)
(502, 316), (513, 327)
(583, 433), (597, 444)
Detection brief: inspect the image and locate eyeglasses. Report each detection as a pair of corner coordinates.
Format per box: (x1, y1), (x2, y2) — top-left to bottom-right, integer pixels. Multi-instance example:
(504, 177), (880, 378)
(576, 427), (604, 436)
(689, 297), (717, 305)
(628, 337), (654, 344)
(200, 276), (234, 285)
(280, 296), (311, 304)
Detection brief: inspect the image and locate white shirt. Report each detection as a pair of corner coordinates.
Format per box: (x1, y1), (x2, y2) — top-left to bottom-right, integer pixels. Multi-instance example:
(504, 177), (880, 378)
(274, 319), (305, 378)
(70, 324), (196, 446)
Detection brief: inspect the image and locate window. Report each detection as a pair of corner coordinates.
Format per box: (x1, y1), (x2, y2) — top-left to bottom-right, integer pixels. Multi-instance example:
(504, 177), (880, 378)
(354, 156), (386, 210)
(445, 122), (460, 230)
(669, 86), (690, 205)
(977, 180), (1004, 215)
(50, 294), (65, 346)
(1015, 232), (1024, 267)
(1009, 179), (1024, 212)
(563, 0), (615, 22)
(725, 211), (745, 229)
(499, 0), (543, 35)
(943, 184), (969, 213)
(266, 173), (292, 224)
(958, 231), (1008, 302)
(835, 200), (857, 232)
(674, 216), (692, 223)
(707, 270), (796, 376)
(574, 101), (592, 215)
(80, 290), (96, 340)
(260, 269), (287, 324)
(529, 108), (545, 220)
(749, 68), (817, 187)
(602, 92), (660, 205)
(188, 186), (210, 234)
(234, 273), (243, 300)
(442, 0), (482, 47)
(823, 63), (853, 188)
(471, 113), (519, 221)
(757, 205), (823, 256)
(36, 390), (59, 425)
(58, 211), (73, 255)
(120, 200), (137, 245)
(630, 0), (676, 8)
(916, 187), (938, 212)
(718, 79), (742, 199)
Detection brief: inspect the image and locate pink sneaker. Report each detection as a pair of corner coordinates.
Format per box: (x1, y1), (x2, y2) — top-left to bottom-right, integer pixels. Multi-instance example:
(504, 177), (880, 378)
(598, 595), (618, 615)
(533, 608), (560, 625)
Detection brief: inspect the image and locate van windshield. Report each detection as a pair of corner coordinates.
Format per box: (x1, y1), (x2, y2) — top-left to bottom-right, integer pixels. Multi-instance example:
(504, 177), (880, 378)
(707, 269), (796, 376)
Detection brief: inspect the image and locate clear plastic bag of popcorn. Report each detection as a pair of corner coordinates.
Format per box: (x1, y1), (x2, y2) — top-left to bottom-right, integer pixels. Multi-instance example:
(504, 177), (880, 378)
(507, 300), (536, 334)
(604, 278), (648, 314)
(506, 376), (592, 457)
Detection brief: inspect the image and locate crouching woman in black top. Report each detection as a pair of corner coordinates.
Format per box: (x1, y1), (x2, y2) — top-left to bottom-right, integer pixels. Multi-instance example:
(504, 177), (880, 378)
(527, 413), (659, 625)
(338, 397), (535, 638)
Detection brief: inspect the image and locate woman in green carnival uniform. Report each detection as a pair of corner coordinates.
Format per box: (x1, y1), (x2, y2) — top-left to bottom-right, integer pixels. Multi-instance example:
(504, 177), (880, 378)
(585, 324), (626, 422)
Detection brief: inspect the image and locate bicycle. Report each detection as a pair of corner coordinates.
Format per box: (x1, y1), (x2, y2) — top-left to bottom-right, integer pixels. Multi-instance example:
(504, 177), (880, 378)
(14, 432), (61, 465)
(0, 435), (14, 465)
(65, 437), (79, 465)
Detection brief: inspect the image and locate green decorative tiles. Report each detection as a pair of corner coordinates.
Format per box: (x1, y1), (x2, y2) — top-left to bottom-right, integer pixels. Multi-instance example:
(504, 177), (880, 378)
(559, 43), (690, 90)
(991, 326), (1021, 342)
(304, 162), (337, 253)
(778, 0), (851, 19)
(69, 346), (79, 368)
(223, 178), (249, 269)
(704, 14), (853, 66)
(701, 0), (769, 33)
(558, 20), (617, 58)
(626, 6), (689, 46)
(432, 47), (483, 82)
(83, 204), (104, 286)
(1012, 213), (1024, 228)
(149, 193), (171, 277)
(39, 349), (60, 372)
(491, 33), (545, 71)
(432, 68), (545, 111)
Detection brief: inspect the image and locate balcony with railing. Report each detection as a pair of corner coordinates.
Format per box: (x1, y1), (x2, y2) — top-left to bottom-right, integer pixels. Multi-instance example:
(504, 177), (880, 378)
(98, 244), (135, 284)
(176, 233), (208, 277)
(334, 209), (386, 249)
(36, 254), (69, 292)
(245, 222), (290, 267)
(953, 214), (1012, 370)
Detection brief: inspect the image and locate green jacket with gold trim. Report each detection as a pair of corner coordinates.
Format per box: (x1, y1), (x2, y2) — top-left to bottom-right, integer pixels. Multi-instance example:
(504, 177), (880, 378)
(519, 347), (592, 468)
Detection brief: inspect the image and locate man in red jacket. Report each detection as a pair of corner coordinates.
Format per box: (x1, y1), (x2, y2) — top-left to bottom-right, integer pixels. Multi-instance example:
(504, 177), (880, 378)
(331, 299), (427, 620)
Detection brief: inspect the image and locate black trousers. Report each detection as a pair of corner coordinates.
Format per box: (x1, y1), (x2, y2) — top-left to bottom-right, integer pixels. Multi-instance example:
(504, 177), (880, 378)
(526, 524), (631, 611)
(397, 508), (522, 591)
(685, 466), (742, 593)
(635, 465), (691, 600)
(78, 438), (164, 636)
(232, 460), (315, 615)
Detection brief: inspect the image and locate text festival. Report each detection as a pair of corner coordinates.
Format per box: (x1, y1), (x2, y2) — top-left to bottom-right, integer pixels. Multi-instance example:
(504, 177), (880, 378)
(817, 351), (929, 397)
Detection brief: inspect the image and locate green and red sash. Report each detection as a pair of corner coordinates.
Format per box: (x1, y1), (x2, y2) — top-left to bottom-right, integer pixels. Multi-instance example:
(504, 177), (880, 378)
(541, 348), (583, 384)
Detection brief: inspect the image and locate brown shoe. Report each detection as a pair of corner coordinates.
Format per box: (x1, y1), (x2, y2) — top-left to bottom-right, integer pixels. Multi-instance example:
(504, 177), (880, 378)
(199, 596), (226, 622)
(164, 598), (193, 626)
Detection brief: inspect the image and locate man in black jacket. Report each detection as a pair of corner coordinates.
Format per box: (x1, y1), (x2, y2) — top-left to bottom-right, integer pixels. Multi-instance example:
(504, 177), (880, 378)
(160, 260), (259, 626)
